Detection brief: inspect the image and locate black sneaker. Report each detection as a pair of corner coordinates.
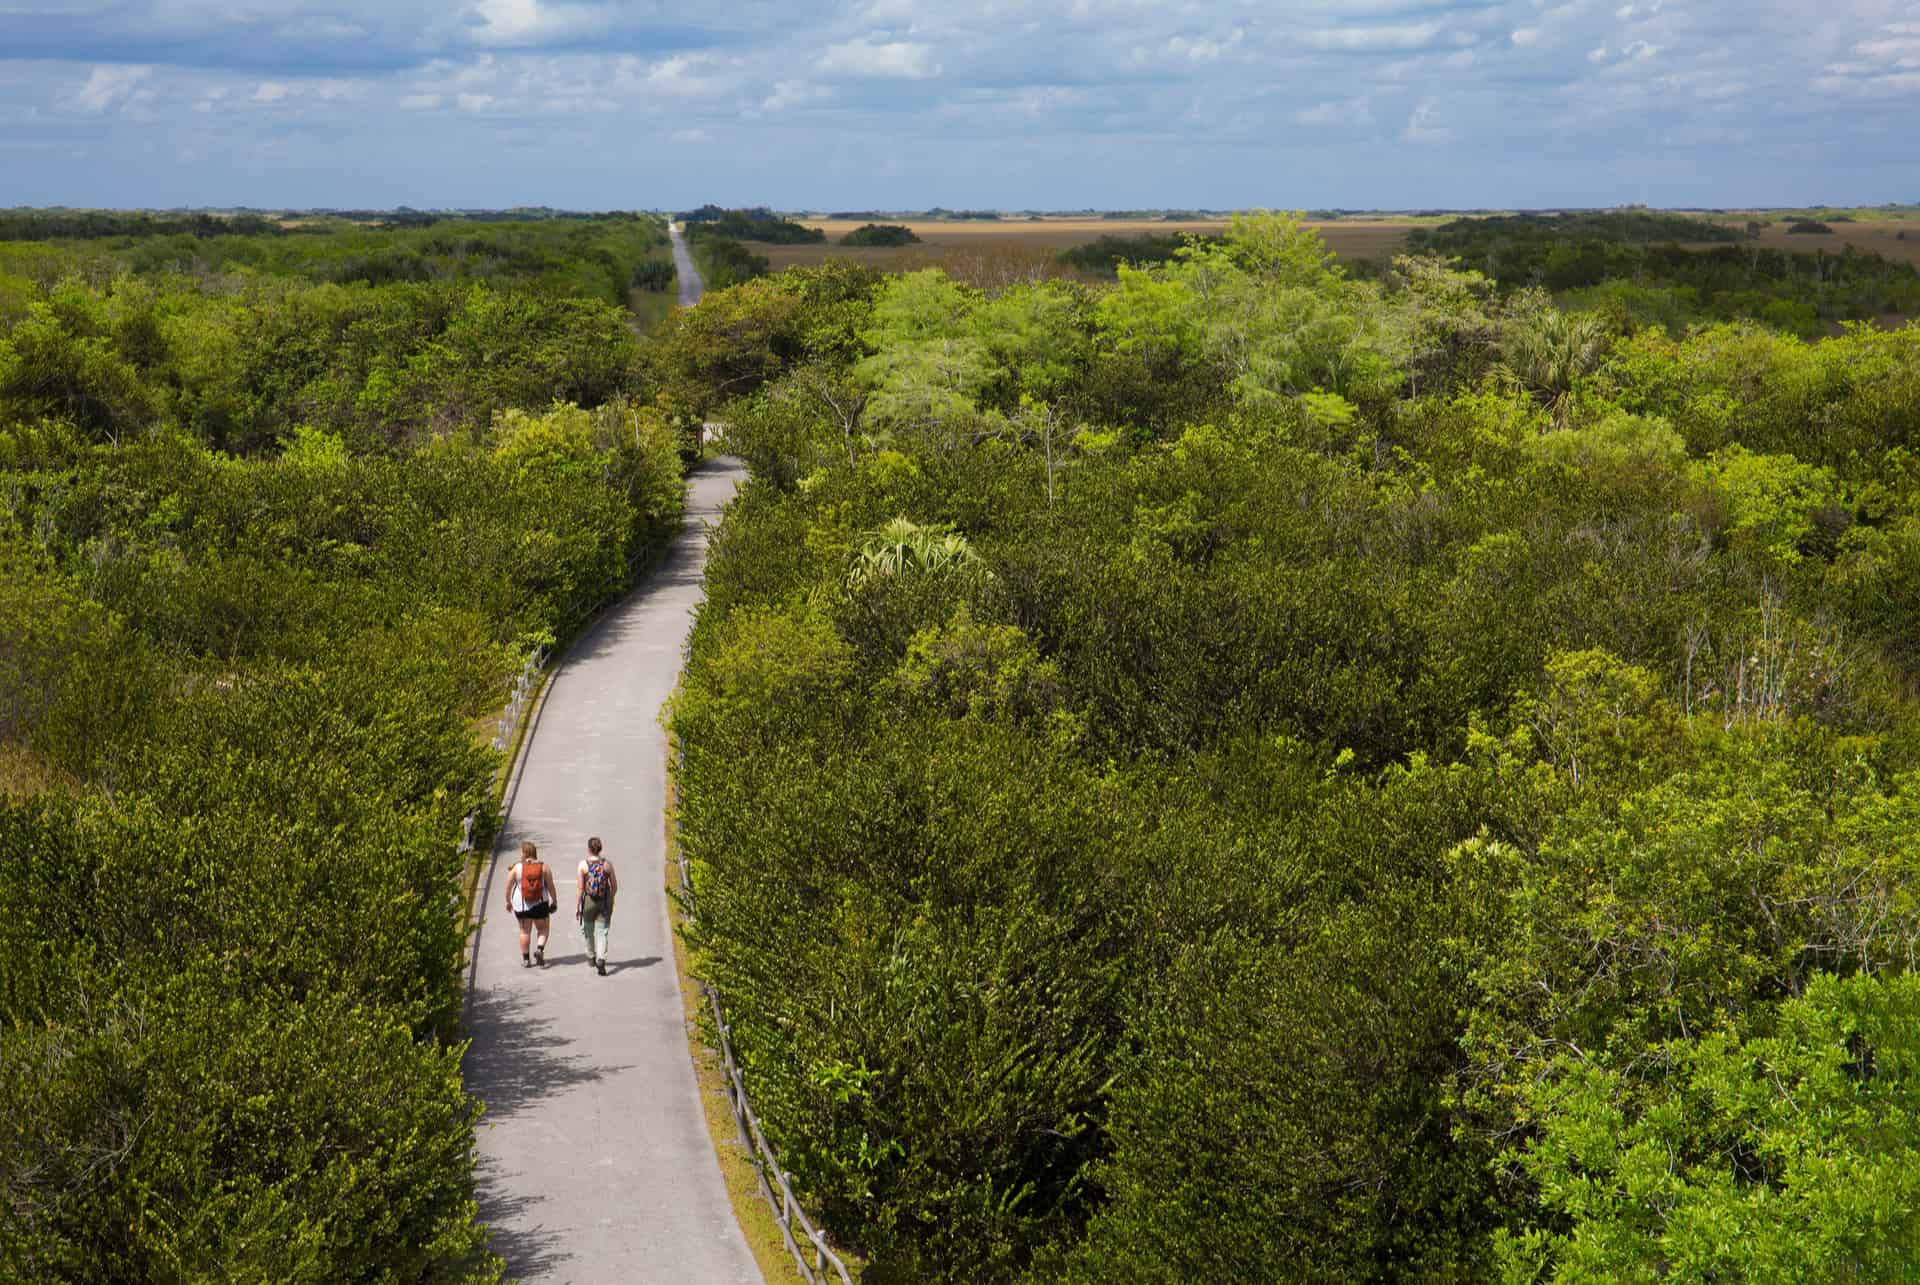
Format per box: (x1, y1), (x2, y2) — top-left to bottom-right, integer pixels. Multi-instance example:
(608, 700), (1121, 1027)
(597, 959), (607, 977)
(521, 954), (531, 968)
(535, 947), (545, 968)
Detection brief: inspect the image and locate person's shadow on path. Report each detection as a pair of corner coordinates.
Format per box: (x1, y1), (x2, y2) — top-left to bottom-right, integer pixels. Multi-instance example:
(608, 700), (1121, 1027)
(464, 984), (632, 1280)
(525, 953), (661, 971)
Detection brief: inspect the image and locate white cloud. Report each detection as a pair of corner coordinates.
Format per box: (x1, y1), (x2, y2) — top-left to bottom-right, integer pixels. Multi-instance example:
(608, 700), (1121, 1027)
(1659, 124), (1749, 146)
(1813, 68), (1920, 95)
(474, 0), (541, 40)
(8, 0), (1920, 210)
(816, 36), (941, 79)
(1401, 96), (1453, 144)
(1591, 39), (1661, 64)
(1814, 16), (1920, 96)
(645, 54), (730, 98)
(468, 0), (609, 46)
(455, 56), (501, 88)
(71, 64), (152, 113)
(1297, 23), (1442, 53)
(1855, 35), (1920, 65)
(1166, 30), (1244, 63)
(762, 79), (833, 112)
(1293, 95), (1373, 128)
(276, 16), (368, 42)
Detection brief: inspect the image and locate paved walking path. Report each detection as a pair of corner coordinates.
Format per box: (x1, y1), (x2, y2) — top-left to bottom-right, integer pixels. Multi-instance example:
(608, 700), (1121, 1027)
(465, 459), (758, 1284)
(668, 221), (706, 307)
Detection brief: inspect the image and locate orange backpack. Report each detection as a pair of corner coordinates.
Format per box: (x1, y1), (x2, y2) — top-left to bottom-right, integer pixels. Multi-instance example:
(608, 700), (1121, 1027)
(520, 860), (546, 904)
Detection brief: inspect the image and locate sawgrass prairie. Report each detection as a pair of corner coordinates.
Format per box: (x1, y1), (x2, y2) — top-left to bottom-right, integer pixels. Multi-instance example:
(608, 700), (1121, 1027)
(1738, 221), (1920, 267)
(757, 218), (1427, 275)
(750, 215), (1920, 280)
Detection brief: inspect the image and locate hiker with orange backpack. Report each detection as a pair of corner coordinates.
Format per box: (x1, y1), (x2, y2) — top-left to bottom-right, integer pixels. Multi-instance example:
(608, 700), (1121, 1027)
(505, 839), (559, 968)
(576, 836), (619, 976)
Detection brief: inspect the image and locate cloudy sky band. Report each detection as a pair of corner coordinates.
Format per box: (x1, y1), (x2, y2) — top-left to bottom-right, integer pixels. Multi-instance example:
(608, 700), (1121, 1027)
(2, 0), (1916, 208)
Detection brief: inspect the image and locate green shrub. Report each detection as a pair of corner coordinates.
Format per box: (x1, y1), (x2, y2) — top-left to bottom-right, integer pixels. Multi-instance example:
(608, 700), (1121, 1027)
(0, 263), (682, 1276)
(839, 224), (921, 247)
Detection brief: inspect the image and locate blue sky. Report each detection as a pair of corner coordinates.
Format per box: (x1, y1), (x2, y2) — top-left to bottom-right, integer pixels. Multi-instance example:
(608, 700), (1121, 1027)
(2, 0), (1917, 210)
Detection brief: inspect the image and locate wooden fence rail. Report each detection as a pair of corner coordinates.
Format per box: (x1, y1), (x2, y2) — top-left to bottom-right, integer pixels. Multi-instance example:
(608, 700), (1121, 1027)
(675, 740), (855, 1285)
(458, 647), (548, 856)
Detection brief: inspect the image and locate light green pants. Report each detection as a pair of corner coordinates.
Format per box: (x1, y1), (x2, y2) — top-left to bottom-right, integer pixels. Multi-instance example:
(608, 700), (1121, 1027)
(579, 899), (612, 961)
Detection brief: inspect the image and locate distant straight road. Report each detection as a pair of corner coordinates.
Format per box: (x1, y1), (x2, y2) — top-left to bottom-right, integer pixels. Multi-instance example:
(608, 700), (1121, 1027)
(669, 220), (705, 306)
(464, 458), (758, 1284)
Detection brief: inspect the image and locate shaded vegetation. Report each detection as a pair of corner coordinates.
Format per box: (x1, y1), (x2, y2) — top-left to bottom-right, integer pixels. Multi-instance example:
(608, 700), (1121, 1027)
(0, 213), (670, 310)
(0, 209), (284, 240)
(692, 237), (774, 290)
(1056, 232), (1220, 275)
(682, 206), (827, 245)
(0, 215), (689, 1279)
(1401, 214), (1920, 334)
(1409, 209), (1745, 251)
(839, 224), (922, 247)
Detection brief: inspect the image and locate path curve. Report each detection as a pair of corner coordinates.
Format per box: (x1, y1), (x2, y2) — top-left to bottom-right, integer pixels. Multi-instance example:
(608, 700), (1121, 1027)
(465, 459), (758, 1284)
(668, 221), (705, 307)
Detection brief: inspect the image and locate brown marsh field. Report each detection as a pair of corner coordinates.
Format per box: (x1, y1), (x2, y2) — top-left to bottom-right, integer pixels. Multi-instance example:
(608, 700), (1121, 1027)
(1737, 221), (1920, 267)
(753, 215), (1920, 279)
(759, 217), (1427, 275)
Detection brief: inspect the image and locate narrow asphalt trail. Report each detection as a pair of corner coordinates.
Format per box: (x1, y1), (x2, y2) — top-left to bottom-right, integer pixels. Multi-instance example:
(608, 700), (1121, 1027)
(668, 220), (705, 307)
(464, 458), (757, 1284)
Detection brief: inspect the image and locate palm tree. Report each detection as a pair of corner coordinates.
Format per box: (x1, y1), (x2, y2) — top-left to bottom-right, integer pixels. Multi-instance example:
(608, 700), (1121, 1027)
(1499, 305), (1612, 427)
(846, 517), (983, 590)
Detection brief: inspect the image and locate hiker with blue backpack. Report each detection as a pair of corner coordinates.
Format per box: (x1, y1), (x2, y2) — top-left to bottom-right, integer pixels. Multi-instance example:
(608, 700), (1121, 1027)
(576, 837), (619, 976)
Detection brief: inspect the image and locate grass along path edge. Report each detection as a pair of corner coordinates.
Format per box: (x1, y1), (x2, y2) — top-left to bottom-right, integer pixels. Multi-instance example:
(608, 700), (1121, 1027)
(665, 724), (824, 1285)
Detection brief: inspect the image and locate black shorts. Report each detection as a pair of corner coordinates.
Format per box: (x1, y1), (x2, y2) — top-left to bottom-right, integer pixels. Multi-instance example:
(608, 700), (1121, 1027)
(513, 903), (552, 922)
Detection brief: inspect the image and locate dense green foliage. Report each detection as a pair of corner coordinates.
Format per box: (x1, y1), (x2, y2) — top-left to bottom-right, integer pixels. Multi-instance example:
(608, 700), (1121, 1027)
(0, 218), (687, 1277)
(1402, 213), (1920, 334)
(105, 214), (664, 307)
(691, 236), (774, 290)
(1055, 232), (1219, 275)
(0, 208), (284, 240)
(9, 200), (1919, 1277)
(0, 216), (673, 456)
(0, 213), (667, 305)
(1552, 244), (1920, 335)
(1410, 210), (1745, 251)
(840, 224), (922, 247)
(669, 212), (1920, 1280)
(681, 205), (827, 244)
